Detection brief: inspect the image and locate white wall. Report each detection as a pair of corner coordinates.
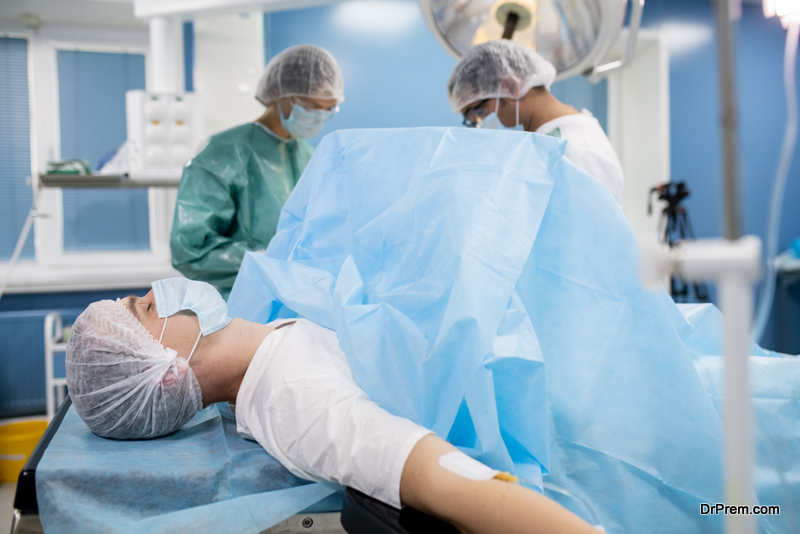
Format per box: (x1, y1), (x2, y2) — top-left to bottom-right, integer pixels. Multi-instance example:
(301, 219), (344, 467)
(193, 12), (265, 137)
(607, 30), (672, 240)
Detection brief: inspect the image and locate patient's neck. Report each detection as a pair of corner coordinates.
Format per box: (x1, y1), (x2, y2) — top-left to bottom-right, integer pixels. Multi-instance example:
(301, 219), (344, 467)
(190, 318), (274, 406)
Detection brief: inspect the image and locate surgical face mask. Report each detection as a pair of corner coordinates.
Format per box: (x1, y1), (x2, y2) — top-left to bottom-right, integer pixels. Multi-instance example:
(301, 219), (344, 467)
(280, 100), (335, 139)
(478, 98), (524, 132)
(151, 278), (232, 361)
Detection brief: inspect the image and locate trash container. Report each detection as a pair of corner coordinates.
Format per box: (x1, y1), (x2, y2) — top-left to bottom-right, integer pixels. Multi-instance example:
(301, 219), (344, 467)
(0, 419), (47, 483)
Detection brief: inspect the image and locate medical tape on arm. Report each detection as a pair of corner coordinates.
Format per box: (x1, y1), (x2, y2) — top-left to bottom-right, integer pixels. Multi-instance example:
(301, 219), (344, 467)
(440, 452), (606, 531)
(438, 451), (518, 483)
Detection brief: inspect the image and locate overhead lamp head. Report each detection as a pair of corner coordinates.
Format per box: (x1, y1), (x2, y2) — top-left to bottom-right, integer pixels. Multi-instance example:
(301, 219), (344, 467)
(418, 0), (642, 82)
(494, 2), (533, 40)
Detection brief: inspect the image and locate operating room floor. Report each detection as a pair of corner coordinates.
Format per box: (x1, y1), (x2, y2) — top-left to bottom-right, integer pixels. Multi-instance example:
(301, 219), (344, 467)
(1, 483), (15, 530)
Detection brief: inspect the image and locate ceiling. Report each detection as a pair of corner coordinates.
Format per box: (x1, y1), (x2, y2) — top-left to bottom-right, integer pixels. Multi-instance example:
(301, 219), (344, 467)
(0, 0), (768, 32)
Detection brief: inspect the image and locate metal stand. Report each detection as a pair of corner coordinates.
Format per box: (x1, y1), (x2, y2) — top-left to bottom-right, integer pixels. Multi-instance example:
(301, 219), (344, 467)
(643, 237), (760, 534)
(677, 238), (759, 534)
(37, 173), (180, 189)
(44, 312), (68, 421)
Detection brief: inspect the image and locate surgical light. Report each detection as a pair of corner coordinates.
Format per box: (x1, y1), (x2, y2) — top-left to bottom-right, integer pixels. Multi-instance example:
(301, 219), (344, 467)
(417, 0), (644, 81)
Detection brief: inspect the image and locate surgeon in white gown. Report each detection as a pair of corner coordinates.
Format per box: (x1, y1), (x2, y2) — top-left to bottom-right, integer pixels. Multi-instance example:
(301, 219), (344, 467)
(448, 39), (625, 208)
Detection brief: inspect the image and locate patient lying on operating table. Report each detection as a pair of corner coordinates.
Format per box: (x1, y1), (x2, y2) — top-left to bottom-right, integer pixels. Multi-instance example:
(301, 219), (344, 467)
(65, 277), (599, 534)
(223, 126), (800, 534)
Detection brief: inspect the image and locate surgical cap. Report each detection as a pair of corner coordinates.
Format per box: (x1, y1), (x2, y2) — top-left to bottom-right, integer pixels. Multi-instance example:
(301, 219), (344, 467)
(255, 44), (345, 106)
(447, 40), (557, 113)
(66, 299), (203, 440)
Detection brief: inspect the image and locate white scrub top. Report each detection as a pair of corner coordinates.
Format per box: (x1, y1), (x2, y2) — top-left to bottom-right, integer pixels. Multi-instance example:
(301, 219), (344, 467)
(536, 110), (625, 208)
(236, 318), (432, 509)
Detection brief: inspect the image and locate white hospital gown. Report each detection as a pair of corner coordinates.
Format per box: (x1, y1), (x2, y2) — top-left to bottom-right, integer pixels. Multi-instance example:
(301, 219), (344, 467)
(235, 318), (433, 509)
(536, 109), (625, 208)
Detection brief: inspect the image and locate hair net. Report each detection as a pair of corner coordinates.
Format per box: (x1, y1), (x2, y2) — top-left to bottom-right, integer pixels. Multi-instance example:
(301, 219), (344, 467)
(256, 44), (344, 106)
(447, 40), (557, 113)
(66, 299), (203, 440)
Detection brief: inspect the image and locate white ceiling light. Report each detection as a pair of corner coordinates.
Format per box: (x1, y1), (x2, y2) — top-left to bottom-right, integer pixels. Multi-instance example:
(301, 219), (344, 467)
(764, 0), (800, 26)
(662, 21), (713, 59)
(332, 1), (421, 38)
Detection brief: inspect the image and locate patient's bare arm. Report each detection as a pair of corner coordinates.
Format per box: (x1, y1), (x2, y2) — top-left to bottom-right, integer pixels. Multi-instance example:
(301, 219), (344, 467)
(400, 435), (598, 534)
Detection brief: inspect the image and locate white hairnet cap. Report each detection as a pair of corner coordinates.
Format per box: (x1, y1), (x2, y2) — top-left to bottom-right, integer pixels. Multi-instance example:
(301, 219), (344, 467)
(66, 299), (203, 440)
(447, 40), (557, 113)
(256, 44), (345, 106)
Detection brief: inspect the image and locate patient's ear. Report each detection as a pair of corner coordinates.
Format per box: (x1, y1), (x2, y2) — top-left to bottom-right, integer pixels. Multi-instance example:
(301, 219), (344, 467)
(162, 358), (190, 386)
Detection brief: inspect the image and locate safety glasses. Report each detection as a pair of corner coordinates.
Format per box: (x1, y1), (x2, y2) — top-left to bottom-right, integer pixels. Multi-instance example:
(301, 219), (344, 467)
(462, 99), (490, 128)
(293, 97), (340, 115)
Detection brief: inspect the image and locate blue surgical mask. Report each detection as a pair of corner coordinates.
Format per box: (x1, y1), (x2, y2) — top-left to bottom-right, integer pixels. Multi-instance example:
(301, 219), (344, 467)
(478, 98), (524, 132)
(152, 278), (231, 335)
(151, 278), (232, 361)
(280, 100), (335, 139)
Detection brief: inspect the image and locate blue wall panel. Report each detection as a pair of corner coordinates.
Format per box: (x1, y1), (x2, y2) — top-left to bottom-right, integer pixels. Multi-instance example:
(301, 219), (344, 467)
(0, 309), (81, 418)
(0, 288), (149, 418)
(0, 288), (150, 314)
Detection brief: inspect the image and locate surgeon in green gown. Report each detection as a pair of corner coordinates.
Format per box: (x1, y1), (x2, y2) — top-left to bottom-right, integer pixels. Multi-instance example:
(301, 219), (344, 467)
(170, 45), (345, 298)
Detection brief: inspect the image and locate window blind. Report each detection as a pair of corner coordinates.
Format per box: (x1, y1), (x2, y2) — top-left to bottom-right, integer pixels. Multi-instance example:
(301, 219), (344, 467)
(57, 49), (150, 251)
(0, 37), (34, 261)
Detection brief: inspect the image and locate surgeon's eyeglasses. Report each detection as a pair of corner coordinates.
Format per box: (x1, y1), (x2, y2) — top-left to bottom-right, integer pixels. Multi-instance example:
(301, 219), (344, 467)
(293, 97), (340, 114)
(462, 99), (490, 128)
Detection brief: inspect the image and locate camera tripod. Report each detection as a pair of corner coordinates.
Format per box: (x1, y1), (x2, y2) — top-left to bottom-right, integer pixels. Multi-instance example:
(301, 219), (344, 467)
(648, 182), (710, 303)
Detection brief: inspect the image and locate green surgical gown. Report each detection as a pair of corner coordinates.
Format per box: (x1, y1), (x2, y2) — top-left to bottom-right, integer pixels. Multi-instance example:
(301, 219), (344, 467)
(170, 123), (313, 298)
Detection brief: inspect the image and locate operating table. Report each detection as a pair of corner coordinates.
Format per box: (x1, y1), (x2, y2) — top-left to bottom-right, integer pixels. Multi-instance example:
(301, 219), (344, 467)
(10, 397), (454, 534)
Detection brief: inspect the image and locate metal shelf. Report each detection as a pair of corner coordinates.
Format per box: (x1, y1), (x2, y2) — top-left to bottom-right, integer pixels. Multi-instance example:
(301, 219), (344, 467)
(45, 313), (70, 421)
(38, 174), (180, 189)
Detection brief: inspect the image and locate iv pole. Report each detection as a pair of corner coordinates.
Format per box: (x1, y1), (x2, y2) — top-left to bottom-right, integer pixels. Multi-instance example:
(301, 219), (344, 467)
(714, 3), (757, 534)
(644, 2), (760, 533)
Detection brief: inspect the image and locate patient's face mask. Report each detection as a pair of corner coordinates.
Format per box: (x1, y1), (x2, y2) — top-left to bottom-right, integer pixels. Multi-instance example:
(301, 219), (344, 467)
(151, 278), (232, 362)
(478, 98), (524, 132)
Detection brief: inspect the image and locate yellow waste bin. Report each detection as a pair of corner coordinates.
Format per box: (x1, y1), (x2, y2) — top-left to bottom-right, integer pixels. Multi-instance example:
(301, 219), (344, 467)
(0, 420), (48, 483)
